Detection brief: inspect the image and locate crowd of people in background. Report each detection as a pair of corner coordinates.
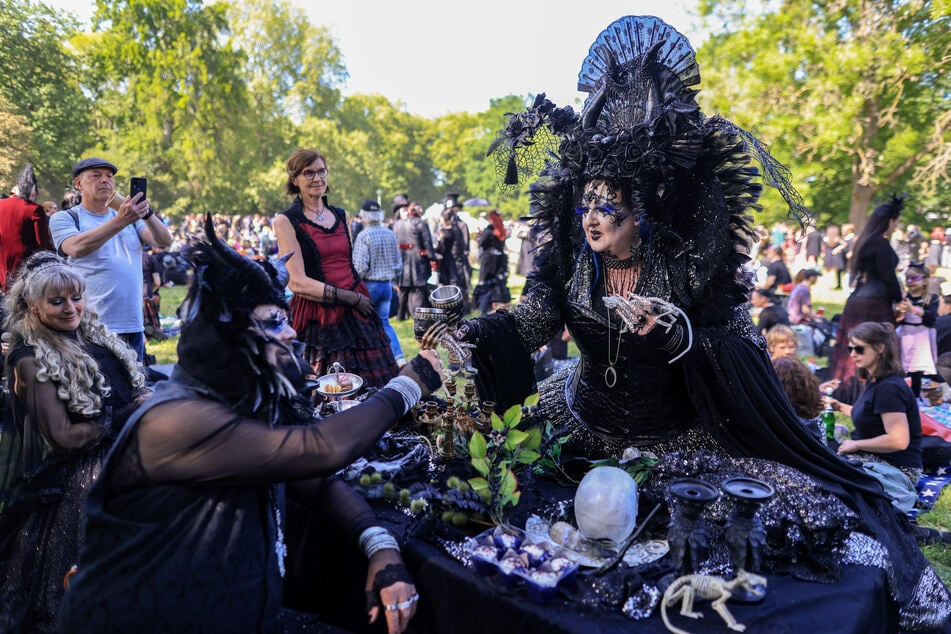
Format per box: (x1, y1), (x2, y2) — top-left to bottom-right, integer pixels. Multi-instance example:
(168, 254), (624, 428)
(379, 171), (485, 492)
(1, 148), (951, 631)
(750, 201), (951, 430)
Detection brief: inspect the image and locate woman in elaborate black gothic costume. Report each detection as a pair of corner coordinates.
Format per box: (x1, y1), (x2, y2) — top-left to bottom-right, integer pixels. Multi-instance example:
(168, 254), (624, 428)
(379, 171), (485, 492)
(0, 252), (147, 632)
(472, 209), (511, 315)
(460, 15), (950, 630)
(59, 215), (443, 633)
(828, 195), (905, 402)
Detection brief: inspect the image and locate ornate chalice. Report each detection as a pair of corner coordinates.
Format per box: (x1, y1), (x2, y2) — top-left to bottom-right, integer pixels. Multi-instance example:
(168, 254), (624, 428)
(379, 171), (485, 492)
(429, 285), (464, 327)
(428, 284), (475, 377)
(413, 307), (447, 349)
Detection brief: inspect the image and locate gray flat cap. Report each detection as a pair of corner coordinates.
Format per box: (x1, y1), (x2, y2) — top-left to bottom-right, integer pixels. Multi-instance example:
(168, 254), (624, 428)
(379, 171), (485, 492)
(72, 157), (118, 179)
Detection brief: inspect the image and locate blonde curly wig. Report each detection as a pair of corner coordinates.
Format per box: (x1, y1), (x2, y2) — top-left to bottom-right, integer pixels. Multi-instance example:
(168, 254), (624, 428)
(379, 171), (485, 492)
(3, 254), (144, 417)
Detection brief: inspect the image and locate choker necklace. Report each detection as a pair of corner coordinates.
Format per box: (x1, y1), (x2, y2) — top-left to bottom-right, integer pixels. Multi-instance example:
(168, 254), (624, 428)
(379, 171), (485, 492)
(602, 253), (638, 297)
(602, 254), (635, 269)
(604, 305), (620, 388)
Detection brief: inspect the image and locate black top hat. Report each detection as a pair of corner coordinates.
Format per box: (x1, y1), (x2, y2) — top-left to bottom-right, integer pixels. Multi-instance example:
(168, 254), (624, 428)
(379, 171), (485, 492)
(443, 192), (462, 211)
(392, 194), (410, 213)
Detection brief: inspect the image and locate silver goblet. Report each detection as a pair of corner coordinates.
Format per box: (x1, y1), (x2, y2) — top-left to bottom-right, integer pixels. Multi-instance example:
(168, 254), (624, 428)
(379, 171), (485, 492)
(429, 285), (464, 327)
(413, 307), (447, 349)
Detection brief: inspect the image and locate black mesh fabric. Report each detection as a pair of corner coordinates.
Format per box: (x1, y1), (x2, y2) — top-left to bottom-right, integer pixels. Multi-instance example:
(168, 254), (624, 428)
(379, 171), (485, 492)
(59, 368), (406, 632)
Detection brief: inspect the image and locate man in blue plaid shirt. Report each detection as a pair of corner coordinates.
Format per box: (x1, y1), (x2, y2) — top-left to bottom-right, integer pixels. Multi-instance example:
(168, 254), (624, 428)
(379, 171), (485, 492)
(353, 199), (405, 364)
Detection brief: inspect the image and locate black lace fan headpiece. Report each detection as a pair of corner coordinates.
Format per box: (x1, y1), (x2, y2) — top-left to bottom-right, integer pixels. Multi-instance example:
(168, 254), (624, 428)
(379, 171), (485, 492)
(490, 15), (807, 222)
(180, 214), (290, 331)
(487, 15), (811, 324)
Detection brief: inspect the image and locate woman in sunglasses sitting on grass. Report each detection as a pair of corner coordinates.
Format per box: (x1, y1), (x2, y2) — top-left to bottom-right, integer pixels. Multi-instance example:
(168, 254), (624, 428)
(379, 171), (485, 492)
(824, 322), (922, 515)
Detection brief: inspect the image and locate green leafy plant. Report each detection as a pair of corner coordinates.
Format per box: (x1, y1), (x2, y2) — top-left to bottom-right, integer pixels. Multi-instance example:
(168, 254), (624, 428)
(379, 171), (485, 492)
(467, 393), (542, 524)
(396, 393), (567, 528)
(534, 419), (572, 479)
(593, 451), (660, 484)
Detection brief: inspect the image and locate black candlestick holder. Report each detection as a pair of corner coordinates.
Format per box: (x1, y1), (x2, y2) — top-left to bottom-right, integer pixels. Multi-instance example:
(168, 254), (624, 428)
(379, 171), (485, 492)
(721, 476), (774, 602)
(667, 478), (719, 577)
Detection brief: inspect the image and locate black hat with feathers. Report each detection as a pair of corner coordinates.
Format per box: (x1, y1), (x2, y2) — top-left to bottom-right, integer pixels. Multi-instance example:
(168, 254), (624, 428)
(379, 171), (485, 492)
(180, 214), (290, 333)
(175, 214), (294, 412)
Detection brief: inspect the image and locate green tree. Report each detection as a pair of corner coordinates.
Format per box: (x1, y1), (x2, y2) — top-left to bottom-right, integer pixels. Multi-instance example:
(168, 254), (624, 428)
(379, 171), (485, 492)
(0, 0), (92, 197)
(228, 0), (348, 214)
(428, 94), (536, 220)
(697, 0), (950, 231)
(298, 93), (437, 213)
(76, 0), (249, 217)
(0, 94), (32, 189)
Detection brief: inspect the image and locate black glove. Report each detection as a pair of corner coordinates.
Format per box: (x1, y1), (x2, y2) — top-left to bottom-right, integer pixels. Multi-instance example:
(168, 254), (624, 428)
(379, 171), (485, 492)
(325, 284), (374, 317)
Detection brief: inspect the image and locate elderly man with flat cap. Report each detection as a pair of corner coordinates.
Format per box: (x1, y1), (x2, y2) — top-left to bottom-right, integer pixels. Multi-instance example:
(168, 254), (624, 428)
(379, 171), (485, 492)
(49, 158), (172, 360)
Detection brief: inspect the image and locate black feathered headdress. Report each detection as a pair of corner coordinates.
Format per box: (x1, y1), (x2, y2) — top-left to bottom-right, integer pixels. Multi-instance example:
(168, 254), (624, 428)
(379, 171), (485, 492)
(873, 192), (907, 220)
(488, 15), (811, 325)
(180, 214), (290, 332)
(175, 214), (295, 414)
(15, 163), (38, 201)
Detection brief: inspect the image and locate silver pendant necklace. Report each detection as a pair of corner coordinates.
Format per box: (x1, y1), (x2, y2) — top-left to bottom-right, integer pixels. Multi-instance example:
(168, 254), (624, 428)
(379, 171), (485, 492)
(305, 203), (325, 222)
(605, 305), (620, 388)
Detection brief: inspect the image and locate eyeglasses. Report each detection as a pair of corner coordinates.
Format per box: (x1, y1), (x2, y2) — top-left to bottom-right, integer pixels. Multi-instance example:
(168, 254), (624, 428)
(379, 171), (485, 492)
(847, 345), (866, 355)
(300, 168), (328, 181)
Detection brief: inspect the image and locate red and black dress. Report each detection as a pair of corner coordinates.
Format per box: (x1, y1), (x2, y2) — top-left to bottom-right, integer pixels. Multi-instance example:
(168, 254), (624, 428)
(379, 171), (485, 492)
(279, 198), (398, 387)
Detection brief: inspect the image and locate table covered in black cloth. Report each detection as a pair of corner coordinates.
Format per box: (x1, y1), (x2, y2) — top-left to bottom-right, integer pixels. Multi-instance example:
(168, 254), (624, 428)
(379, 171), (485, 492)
(401, 539), (892, 634)
(283, 477), (903, 634)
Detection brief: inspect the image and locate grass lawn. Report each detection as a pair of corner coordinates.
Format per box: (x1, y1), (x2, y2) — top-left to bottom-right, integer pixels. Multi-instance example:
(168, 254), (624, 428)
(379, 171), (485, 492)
(147, 269), (951, 583)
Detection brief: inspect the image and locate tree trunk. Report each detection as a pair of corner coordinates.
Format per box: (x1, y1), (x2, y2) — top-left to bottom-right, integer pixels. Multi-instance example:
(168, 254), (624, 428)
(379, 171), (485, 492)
(849, 181), (875, 234)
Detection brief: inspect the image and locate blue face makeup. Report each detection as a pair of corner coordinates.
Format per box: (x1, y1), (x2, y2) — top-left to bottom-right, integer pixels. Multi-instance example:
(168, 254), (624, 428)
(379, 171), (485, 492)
(576, 191), (630, 225)
(259, 312), (289, 335)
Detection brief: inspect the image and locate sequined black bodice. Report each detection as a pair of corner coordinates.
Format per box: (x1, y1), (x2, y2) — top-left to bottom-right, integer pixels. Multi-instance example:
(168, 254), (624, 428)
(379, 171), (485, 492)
(562, 295), (695, 445)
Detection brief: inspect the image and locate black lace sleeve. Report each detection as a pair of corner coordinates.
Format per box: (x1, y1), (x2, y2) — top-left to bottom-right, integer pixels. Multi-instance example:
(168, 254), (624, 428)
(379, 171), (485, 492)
(12, 354), (100, 451)
(134, 389), (403, 486)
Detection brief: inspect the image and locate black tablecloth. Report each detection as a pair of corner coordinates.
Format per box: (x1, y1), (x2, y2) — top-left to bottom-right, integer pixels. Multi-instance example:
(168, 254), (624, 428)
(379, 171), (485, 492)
(401, 538), (895, 634)
(284, 495), (905, 634)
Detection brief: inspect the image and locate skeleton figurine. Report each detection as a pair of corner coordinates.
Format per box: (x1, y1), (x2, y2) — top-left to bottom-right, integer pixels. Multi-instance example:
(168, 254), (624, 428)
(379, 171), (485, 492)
(603, 293), (693, 364)
(660, 570), (767, 634)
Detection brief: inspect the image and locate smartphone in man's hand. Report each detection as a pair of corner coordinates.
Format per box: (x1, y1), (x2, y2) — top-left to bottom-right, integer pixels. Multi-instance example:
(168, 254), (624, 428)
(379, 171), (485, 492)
(130, 176), (147, 201)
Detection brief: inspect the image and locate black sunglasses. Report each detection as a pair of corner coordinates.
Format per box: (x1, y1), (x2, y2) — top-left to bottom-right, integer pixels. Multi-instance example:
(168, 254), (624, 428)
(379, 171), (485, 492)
(847, 345), (866, 354)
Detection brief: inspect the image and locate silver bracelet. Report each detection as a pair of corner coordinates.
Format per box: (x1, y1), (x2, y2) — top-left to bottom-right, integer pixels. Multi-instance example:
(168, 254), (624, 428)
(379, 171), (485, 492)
(359, 526), (400, 558)
(384, 375), (422, 415)
(661, 325), (684, 355)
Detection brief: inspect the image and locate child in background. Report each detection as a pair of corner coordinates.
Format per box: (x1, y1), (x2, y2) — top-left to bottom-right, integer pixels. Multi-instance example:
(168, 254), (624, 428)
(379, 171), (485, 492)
(767, 324), (798, 360)
(896, 262), (939, 397)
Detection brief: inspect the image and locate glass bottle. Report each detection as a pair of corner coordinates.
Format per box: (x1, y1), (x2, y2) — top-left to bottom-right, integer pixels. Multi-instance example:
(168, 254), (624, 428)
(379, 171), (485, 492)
(821, 402), (836, 442)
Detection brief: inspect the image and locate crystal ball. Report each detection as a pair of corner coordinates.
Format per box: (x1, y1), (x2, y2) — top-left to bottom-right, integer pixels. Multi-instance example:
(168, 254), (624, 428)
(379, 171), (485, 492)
(574, 466), (638, 544)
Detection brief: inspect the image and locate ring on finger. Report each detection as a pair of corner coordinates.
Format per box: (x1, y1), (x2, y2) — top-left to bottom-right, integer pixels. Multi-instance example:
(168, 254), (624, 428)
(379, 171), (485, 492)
(385, 594), (419, 611)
